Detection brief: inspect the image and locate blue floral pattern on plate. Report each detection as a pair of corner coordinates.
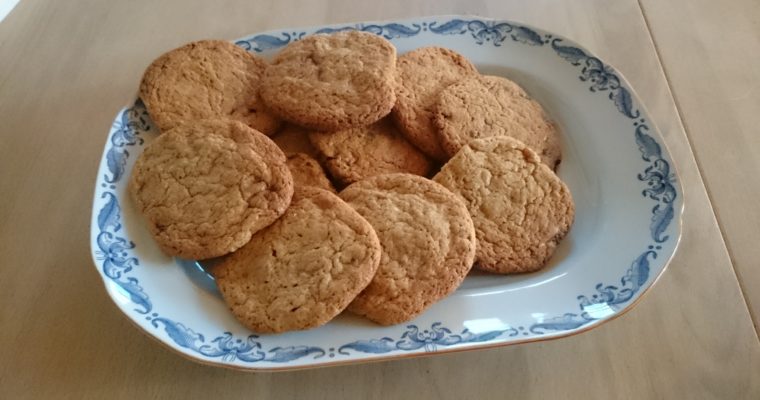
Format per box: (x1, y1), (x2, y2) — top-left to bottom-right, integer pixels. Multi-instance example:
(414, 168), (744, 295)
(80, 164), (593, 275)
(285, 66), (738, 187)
(91, 16), (681, 368)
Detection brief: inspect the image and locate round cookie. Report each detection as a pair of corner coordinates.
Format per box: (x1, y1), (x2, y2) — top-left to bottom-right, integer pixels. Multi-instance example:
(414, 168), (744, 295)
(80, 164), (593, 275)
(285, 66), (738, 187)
(433, 136), (574, 274)
(213, 186), (381, 333)
(260, 31), (397, 131)
(434, 75), (561, 168)
(129, 119), (293, 260)
(341, 174), (476, 325)
(271, 123), (320, 158)
(139, 40), (281, 135)
(392, 47), (478, 161)
(286, 153), (336, 193)
(309, 117), (433, 186)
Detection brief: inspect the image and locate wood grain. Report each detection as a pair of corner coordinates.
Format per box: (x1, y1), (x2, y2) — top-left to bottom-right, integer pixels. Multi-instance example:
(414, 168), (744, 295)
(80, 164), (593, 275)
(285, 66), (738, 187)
(0, 1), (758, 399)
(639, 0), (760, 330)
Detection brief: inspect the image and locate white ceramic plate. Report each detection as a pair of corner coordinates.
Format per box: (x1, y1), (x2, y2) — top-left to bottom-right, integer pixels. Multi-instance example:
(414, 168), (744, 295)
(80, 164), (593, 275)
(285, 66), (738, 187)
(90, 15), (683, 371)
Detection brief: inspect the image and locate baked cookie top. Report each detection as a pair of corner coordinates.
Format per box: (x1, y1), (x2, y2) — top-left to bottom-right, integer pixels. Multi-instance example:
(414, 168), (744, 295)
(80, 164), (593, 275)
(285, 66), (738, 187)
(213, 186), (381, 333)
(260, 31), (397, 131)
(341, 173), (476, 325)
(434, 75), (561, 168)
(139, 40), (280, 135)
(433, 136), (574, 274)
(308, 117), (433, 186)
(128, 119), (293, 260)
(285, 153), (336, 192)
(392, 47), (477, 161)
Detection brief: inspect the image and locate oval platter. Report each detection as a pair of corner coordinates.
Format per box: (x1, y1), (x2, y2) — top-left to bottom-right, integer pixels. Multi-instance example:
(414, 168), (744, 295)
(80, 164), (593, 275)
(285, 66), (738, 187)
(90, 15), (683, 371)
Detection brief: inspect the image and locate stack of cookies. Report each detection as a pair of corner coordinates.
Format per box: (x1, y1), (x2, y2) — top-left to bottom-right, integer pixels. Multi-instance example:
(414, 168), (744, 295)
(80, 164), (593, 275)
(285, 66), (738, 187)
(129, 31), (574, 334)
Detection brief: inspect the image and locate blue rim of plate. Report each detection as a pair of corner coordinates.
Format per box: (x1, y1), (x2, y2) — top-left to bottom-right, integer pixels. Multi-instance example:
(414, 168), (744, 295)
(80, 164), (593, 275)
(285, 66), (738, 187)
(90, 15), (683, 370)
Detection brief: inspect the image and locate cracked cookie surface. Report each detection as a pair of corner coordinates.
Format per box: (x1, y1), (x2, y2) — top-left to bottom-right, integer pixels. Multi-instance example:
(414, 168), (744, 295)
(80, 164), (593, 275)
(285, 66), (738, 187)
(213, 186), (381, 333)
(128, 119), (293, 260)
(139, 40), (280, 135)
(392, 47), (477, 161)
(433, 136), (574, 274)
(260, 31), (397, 131)
(341, 174), (476, 325)
(309, 117), (433, 186)
(434, 75), (561, 168)
(285, 153), (335, 192)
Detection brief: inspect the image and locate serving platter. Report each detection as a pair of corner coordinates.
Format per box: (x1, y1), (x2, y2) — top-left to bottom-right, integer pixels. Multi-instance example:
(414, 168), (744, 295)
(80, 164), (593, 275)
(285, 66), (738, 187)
(90, 15), (682, 371)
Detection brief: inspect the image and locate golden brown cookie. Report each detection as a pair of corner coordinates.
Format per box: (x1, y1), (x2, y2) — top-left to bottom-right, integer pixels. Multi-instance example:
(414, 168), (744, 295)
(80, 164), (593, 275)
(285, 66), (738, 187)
(139, 40), (280, 135)
(392, 47), (478, 161)
(260, 31), (397, 131)
(434, 75), (561, 168)
(433, 136), (574, 274)
(341, 174), (476, 325)
(308, 117), (433, 186)
(129, 119), (293, 260)
(271, 123), (320, 158)
(213, 187), (381, 333)
(286, 153), (336, 192)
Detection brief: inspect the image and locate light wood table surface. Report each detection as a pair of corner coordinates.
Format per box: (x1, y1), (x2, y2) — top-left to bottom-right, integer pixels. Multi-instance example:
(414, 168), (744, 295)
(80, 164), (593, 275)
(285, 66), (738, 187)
(0, 1), (758, 399)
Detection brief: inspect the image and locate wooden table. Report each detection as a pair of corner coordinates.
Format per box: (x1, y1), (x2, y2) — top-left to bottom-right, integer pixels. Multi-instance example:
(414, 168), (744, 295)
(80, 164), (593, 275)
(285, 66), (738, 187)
(1, 1), (758, 398)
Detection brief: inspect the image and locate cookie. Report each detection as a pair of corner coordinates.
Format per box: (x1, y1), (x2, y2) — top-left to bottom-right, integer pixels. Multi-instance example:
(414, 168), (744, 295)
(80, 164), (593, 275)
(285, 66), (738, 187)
(392, 47), (478, 161)
(286, 153), (336, 192)
(434, 75), (561, 168)
(433, 136), (574, 273)
(341, 174), (476, 325)
(139, 40), (280, 135)
(308, 117), (433, 186)
(213, 186), (381, 333)
(271, 123), (320, 158)
(260, 31), (397, 131)
(129, 119), (293, 260)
